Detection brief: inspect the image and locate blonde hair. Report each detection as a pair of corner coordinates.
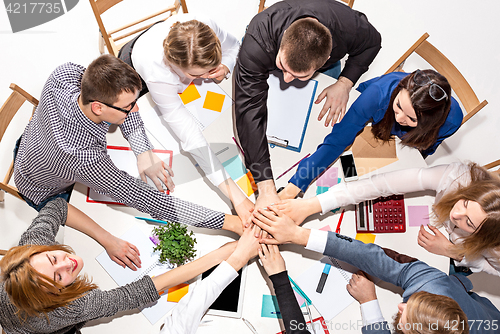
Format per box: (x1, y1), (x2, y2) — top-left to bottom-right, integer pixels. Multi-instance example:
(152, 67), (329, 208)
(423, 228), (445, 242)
(0, 244), (97, 320)
(402, 291), (469, 334)
(432, 163), (500, 260)
(163, 20), (221, 70)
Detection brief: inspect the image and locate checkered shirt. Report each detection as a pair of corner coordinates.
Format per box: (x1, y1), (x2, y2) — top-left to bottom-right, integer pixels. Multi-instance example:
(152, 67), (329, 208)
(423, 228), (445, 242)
(13, 63), (224, 229)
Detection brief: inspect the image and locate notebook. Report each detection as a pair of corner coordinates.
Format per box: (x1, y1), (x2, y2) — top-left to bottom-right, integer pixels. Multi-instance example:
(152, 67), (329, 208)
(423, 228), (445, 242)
(266, 70), (318, 152)
(294, 257), (357, 321)
(86, 146), (173, 205)
(96, 226), (178, 324)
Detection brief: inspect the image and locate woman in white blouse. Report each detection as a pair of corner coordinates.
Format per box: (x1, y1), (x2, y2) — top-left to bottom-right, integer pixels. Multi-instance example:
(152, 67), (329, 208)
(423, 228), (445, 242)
(264, 162), (500, 276)
(118, 13), (253, 222)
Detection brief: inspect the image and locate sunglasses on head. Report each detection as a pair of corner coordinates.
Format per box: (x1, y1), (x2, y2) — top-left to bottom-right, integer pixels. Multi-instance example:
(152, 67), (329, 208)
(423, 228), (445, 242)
(89, 99), (138, 114)
(412, 70), (448, 102)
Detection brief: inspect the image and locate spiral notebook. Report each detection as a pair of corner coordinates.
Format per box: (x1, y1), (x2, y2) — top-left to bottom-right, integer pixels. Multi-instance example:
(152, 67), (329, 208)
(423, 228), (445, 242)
(294, 257), (357, 321)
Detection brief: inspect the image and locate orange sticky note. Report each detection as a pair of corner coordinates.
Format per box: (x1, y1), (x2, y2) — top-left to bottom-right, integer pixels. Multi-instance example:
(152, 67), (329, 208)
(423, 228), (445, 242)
(355, 233), (376, 244)
(203, 91), (225, 112)
(179, 83), (201, 105)
(236, 172), (257, 196)
(167, 283), (189, 302)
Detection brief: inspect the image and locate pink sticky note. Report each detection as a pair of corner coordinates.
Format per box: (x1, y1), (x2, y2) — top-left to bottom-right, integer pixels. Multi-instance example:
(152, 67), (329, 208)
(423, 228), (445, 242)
(408, 205), (430, 227)
(316, 167), (339, 187)
(293, 289), (305, 307)
(319, 225), (332, 232)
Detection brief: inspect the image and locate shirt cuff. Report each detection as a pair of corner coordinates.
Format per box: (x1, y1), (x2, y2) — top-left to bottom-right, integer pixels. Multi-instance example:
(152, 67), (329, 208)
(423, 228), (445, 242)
(360, 299), (385, 326)
(317, 183), (346, 214)
(211, 261), (239, 285)
(305, 229), (328, 253)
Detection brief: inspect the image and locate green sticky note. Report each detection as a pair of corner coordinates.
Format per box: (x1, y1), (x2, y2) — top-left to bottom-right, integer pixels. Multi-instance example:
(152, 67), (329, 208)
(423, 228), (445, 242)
(261, 294), (282, 319)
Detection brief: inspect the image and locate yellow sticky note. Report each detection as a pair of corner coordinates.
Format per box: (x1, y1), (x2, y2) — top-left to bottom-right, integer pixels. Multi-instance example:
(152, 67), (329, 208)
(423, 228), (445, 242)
(203, 91), (225, 112)
(179, 83), (201, 105)
(236, 172), (257, 196)
(355, 233), (376, 244)
(167, 283), (189, 302)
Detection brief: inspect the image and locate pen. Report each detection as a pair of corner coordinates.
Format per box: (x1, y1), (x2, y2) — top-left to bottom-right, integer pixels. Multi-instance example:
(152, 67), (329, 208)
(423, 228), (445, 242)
(335, 209), (345, 233)
(316, 263), (331, 293)
(276, 153), (310, 180)
(242, 318), (258, 334)
(288, 275), (312, 304)
(232, 137), (245, 155)
(195, 147), (228, 167)
(271, 311), (281, 314)
(135, 216), (169, 225)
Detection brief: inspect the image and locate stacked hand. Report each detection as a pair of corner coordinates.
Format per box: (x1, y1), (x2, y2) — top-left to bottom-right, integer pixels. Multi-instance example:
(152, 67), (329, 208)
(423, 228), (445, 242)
(259, 244), (286, 276)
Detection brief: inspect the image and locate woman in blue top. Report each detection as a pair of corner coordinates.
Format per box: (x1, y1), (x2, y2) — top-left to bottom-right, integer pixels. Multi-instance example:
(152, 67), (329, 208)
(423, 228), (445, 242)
(280, 70), (463, 199)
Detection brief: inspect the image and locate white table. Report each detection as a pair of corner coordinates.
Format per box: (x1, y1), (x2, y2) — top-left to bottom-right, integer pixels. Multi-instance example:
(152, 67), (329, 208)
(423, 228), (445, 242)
(13, 72), (447, 334)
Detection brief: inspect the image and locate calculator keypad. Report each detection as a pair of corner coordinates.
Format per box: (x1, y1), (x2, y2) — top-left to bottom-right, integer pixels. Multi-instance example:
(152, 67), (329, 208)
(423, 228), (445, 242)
(357, 195), (406, 234)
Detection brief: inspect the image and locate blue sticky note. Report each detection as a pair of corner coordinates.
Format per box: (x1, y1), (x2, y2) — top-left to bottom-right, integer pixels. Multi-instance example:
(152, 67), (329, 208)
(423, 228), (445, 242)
(316, 179), (341, 213)
(316, 186), (330, 195)
(222, 155), (247, 181)
(261, 295), (282, 319)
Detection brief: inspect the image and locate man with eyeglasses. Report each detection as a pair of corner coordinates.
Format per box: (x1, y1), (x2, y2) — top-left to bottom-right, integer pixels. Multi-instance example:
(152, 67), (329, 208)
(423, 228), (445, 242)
(13, 55), (243, 271)
(234, 0), (381, 217)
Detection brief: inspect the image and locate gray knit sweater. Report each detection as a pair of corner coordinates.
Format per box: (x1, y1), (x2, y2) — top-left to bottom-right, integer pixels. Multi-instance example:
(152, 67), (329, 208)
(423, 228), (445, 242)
(0, 198), (160, 334)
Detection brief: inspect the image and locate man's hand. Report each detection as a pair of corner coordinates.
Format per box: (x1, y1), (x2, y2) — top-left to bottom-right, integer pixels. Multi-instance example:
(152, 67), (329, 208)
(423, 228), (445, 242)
(235, 198), (255, 228)
(253, 180), (281, 237)
(102, 235), (142, 271)
(417, 225), (460, 260)
(346, 271), (377, 304)
(137, 150), (175, 192)
(207, 64), (230, 81)
(259, 244), (286, 276)
(315, 76), (353, 127)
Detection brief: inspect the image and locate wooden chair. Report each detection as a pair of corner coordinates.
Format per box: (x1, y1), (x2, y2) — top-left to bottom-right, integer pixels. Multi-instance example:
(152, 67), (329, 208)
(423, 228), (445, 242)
(0, 84), (38, 255)
(385, 33), (488, 125)
(0, 84), (38, 201)
(89, 0), (188, 56)
(484, 159), (500, 175)
(258, 0), (354, 13)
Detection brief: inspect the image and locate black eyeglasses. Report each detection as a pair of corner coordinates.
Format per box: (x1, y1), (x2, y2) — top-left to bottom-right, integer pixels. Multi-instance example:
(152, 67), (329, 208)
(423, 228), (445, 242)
(413, 70), (448, 102)
(89, 99), (138, 114)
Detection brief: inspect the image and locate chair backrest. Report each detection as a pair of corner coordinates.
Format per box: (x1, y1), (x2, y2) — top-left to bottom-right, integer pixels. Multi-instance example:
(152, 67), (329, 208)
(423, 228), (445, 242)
(483, 159), (500, 175)
(385, 33), (488, 125)
(0, 83), (38, 200)
(258, 0), (353, 13)
(89, 0), (188, 56)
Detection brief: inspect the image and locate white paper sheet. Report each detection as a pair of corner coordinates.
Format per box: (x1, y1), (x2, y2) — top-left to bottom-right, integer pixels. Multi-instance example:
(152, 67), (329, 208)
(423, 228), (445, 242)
(266, 71), (318, 150)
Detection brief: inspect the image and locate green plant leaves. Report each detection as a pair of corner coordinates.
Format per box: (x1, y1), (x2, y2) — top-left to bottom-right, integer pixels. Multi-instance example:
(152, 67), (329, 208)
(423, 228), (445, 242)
(152, 222), (197, 267)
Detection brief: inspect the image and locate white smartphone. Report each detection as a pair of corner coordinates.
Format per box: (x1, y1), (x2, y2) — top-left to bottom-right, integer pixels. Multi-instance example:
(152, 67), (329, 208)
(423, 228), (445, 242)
(340, 151), (359, 182)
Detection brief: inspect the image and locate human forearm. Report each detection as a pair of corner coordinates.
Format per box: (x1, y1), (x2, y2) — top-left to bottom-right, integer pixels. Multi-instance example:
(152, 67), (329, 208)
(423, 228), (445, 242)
(270, 271), (310, 334)
(152, 242), (236, 291)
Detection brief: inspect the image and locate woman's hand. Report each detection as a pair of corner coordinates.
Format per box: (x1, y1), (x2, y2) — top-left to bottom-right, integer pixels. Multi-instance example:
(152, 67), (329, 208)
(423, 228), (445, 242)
(273, 198), (320, 226)
(102, 235), (142, 271)
(258, 244), (286, 276)
(226, 225), (261, 270)
(208, 64), (230, 81)
(251, 205), (310, 246)
(417, 225), (460, 260)
(346, 271), (377, 304)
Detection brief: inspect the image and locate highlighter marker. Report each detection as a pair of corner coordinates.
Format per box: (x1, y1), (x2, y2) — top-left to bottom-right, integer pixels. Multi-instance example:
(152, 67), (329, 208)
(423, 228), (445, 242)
(316, 263), (331, 293)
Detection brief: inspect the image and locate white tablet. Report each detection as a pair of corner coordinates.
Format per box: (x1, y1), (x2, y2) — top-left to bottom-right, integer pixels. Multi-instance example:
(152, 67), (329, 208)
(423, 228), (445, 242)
(201, 263), (247, 318)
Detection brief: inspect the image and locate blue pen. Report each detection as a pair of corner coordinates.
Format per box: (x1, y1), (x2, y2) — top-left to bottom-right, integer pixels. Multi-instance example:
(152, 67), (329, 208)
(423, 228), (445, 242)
(135, 216), (169, 224)
(316, 263), (331, 293)
(288, 275), (312, 304)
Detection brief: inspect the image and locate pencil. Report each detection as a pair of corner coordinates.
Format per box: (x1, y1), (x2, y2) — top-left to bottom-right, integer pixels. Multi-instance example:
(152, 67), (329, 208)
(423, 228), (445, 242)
(276, 153), (311, 180)
(288, 275), (312, 304)
(335, 209), (345, 233)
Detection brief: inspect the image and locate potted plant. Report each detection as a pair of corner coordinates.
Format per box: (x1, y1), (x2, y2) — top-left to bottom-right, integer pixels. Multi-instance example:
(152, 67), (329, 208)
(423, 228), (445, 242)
(150, 222), (197, 267)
